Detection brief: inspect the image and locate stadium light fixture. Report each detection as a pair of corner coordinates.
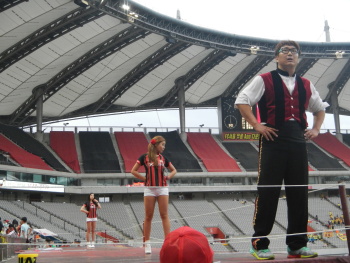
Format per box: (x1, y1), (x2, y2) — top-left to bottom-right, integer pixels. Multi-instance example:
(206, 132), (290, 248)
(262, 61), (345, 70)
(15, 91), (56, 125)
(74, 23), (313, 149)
(127, 11), (139, 22)
(120, 3), (140, 23)
(129, 11), (138, 18)
(250, 46), (260, 55)
(122, 4), (130, 10)
(335, 51), (344, 59)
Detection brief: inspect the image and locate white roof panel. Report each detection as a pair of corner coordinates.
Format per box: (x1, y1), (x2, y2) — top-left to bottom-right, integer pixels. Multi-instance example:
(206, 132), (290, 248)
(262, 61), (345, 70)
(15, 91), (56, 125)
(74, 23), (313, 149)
(0, 0), (72, 52)
(303, 59), (333, 87)
(0, 20), (128, 115)
(187, 54), (254, 104)
(339, 80), (350, 111)
(44, 34), (167, 116)
(313, 59), (348, 99)
(1, 0), (350, 125)
(120, 46), (211, 107)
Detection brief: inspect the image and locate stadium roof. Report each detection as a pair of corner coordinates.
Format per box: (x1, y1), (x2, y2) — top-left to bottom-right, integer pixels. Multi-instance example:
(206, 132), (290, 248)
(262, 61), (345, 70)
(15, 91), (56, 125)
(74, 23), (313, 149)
(1, 0), (350, 127)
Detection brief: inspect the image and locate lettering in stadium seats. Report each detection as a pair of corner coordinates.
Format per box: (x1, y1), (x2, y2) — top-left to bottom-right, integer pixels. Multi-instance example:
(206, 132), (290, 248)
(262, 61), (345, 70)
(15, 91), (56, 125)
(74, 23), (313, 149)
(223, 132), (260, 141)
(18, 257), (36, 263)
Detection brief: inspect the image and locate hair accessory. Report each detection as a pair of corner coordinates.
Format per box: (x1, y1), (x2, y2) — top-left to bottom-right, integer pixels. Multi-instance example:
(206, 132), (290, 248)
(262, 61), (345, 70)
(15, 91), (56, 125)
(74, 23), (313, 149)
(150, 139), (157, 145)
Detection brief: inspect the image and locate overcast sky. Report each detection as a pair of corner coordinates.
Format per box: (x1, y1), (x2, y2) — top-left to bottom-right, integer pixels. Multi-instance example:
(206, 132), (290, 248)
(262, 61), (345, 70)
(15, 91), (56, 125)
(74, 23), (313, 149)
(47, 0), (350, 131)
(133, 0), (350, 43)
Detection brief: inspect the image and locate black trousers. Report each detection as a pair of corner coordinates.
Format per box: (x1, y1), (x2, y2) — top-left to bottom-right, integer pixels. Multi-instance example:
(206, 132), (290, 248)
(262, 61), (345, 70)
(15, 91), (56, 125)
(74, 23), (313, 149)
(252, 121), (308, 251)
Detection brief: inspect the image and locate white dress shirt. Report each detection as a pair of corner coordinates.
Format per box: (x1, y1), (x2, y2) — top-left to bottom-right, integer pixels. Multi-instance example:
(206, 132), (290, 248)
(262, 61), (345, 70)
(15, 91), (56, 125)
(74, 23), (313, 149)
(235, 73), (329, 113)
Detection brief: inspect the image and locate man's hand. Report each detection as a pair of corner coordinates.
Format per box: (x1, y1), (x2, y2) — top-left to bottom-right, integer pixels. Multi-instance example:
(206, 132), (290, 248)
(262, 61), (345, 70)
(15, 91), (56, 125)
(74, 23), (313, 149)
(253, 123), (278, 141)
(304, 128), (319, 140)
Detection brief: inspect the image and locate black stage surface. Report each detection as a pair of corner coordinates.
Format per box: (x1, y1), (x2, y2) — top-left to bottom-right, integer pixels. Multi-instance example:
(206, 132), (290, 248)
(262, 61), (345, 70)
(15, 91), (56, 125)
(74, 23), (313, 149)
(8, 244), (350, 263)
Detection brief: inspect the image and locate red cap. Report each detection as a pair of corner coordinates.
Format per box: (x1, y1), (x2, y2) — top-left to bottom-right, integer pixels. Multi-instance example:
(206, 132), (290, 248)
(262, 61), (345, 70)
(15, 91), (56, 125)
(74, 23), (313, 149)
(160, 226), (214, 263)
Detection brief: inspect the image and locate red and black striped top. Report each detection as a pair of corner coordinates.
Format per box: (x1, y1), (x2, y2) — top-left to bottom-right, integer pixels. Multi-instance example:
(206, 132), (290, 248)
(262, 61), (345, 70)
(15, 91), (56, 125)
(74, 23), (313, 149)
(83, 202), (98, 218)
(137, 154), (171, 187)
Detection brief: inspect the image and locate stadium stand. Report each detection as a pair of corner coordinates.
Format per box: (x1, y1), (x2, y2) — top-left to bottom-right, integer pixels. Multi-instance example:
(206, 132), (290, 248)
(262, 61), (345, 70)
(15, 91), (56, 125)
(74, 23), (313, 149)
(0, 151), (16, 166)
(0, 134), (53, 170)
(212, 198), (251, 236)
(130, 199), (164, 242)
(186, 132), (241, 172)
(50, 131), (81, 173)
(2, 0), (350, 259)
(0, 124), (68, 172)
(97, 202), (140, 239)
(307, 196), (345, 248)
(149, 131), (202, 172)
(222, 142), (259, 171)
(342, 134), (350, 147)
(172, 199), (238, 237)
(129, 198), (184, 244)
(114, 132), (147, 173)
(32, 201), (121, 242)
(225, 206), (290, 253)
(79, 131), (121, 173)
(0, 200), (81, 242)
(307, 142), (347, 171)
(312, 132), (350, 167)
(0, 193), (347, 252)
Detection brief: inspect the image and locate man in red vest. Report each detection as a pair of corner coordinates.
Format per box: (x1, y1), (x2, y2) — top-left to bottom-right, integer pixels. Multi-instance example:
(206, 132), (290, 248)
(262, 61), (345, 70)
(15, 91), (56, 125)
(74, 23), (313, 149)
(235, 40), (328, 260)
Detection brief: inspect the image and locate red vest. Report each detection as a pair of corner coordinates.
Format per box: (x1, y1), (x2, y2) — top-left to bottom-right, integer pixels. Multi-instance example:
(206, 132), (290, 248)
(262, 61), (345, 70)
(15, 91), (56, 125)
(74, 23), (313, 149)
(258, 71), (312, 129)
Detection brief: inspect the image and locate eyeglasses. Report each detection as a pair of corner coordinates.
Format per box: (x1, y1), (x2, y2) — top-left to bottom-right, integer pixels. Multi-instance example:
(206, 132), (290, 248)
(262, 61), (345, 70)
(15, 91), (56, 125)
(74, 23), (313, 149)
(279, 48), (299, 55)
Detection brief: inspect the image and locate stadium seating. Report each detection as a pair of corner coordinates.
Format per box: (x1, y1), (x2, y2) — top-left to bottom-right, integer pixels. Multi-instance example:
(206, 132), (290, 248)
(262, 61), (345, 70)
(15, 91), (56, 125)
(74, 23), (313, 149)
(307, 142), (346, 171)
(0, 134), (54, 170)
(1, 127), (350, 253)
(313, 132), (350, 167)
(1, 125), (350, 175)
(129, 198), (183, 245)
(0, 152), (16, 166)
(32, 201), (121, 242)
(222, 142), (259, 171)
(79, 131), (121, 173)
(0, 200), (81, 241)
(186, 132), (241, 172)
(149, 131), (202, 172)
(97, 202), (140, 239)
(114, 132), (147, 173)
(50, 131), (81, 173)
(0, 123), (68, 172)
(342, 134), (350, 147)
(172, 199), (238, 237)
(0, 195), (347, 252)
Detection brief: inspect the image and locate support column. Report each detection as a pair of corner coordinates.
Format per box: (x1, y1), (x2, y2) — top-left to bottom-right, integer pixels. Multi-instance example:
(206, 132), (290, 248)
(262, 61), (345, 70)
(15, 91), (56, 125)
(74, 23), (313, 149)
(324, 20), (331, 42)
(331, 92), (343, 142)
(206, 177), (210, 186)
(176, 77), (186, 141)
(33, 85), (45, 142)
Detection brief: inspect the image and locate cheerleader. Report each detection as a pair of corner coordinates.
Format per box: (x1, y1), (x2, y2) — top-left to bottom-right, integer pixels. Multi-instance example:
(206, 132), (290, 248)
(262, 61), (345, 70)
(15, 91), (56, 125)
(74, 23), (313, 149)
(80, 193), (101, 248)
(131, 135), (177, 254)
